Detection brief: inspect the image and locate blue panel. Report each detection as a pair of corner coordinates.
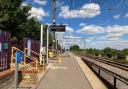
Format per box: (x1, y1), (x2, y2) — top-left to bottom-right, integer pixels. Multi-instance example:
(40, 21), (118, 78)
(15, 51), (23, 63)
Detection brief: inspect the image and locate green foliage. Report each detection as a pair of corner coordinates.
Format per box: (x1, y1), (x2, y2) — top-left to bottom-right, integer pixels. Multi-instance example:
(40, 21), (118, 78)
(0, 0), (46, 41)
(117, 51), (125, 60)
(70, 45), (80, 51)
(0, 0), (54, 46)
(0, 0), (31, 39)
(82, 47), (128, 61)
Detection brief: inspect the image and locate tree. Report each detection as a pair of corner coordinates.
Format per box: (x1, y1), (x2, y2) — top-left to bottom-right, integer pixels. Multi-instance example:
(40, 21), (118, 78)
(70, 45), (80, 51)
(123, 49), (128, 55)
(117, 51), (125, 60)
(103, 47), (113, 58)
(0, 0), (46, 40)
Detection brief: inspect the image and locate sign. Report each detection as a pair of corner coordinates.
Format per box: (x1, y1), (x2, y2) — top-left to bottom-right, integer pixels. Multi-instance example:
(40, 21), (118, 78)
(50, 25), (66, 32)
(3, 43), (8, 49)
(15, 51), (23, 63)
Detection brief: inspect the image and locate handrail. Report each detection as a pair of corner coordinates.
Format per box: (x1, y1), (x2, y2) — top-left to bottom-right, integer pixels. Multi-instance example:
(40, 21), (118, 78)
(11, 47), (38, 70)
(25, 48), (40, 56)
(24, 48), (45, 71)
(82, 57), (128, 89)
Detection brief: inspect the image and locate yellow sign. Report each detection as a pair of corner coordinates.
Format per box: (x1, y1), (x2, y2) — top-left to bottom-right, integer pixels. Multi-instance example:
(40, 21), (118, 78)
(49, 51), (54, 58)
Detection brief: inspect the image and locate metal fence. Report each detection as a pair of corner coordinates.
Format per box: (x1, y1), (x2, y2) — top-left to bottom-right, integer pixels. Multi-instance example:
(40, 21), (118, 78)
(0, 30), (11, 71)
(0, 31), (40, 71)
(82, 57), (128, 89)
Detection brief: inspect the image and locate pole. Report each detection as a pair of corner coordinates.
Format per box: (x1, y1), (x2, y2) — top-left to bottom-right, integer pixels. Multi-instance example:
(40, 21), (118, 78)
(55, 33), (58, 49)
(40, 24), (43, 65)
(15, 52), (18, 89)
(46, 26), (49, 64)
(84, 40), (86, 55)
(56, 39), (58, 49)
(52, 0), (56, 50)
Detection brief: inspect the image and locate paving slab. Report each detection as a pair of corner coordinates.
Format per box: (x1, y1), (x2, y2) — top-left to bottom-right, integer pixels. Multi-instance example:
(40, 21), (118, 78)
(69, 52), (108, 89)
(36, 52), (93, 89)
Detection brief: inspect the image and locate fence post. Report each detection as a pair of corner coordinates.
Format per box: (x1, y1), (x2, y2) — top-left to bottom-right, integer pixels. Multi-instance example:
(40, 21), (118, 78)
(24, 48), (26, 65)
(98, 67), (100, 76)
(36, 59), (38, 70)
(114, 77), (116, 89)
(15, 52), (18, 89)
(11, 47), (14, 70)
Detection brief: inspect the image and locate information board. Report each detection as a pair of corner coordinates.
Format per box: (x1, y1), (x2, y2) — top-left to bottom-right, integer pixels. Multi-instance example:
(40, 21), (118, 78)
(50, 25), (66, 32)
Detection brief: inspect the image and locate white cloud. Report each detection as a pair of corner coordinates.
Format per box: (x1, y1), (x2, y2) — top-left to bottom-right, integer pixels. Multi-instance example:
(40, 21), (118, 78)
(62, 35), (81, 47)
(105, 25), (128, 40)
(21, 2), (28, 6)
(64, 35), (81, 39)
(106, 25), (128, 34)
(79, 23), (87, 27)
(56, 0), (65, 8)
(106, 33), (123, 39)
(76, 25), (104, 34)
(59, 3), (100, 19)
(34, 0), (47, 5)
(113, 15), (120, 19)
(66, 26), (74, 32)
(124, 13), (128, 18)
(75, 24), (128, 49)
(56, 32), (65, 40)
(29, 7), (48, 20)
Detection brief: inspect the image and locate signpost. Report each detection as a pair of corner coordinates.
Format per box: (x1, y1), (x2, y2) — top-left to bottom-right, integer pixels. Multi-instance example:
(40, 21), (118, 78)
(15, 51), (23, 89)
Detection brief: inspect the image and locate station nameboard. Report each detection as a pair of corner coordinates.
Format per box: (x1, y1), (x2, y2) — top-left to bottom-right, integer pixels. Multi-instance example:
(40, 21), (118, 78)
(50, 25), (66, 32)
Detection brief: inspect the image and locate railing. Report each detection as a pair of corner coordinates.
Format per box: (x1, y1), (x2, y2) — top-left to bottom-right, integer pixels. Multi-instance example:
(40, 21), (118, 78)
(11, 47), (45, 71)
(82, 57), (128, 89)
(24, 48), (45, 71)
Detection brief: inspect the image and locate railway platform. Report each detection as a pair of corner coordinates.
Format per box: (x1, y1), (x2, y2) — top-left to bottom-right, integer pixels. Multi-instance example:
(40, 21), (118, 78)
(35, 52), (107, 89)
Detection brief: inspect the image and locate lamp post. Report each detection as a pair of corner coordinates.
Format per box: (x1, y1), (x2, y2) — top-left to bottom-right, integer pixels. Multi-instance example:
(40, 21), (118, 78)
(84, 39), (86, 55)
(46, 26), (49, 64)
(39, 24), (43, 65)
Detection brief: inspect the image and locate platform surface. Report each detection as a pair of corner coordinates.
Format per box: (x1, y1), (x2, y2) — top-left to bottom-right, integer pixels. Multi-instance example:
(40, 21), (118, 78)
(36, 52), (93, 89)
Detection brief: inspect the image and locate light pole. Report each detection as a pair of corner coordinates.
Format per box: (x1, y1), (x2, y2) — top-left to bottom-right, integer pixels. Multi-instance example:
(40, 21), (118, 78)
(52, 0), (56, 50)
(39, 24), (43, 65)
(46, 26), (49, 64)
(84, 39), (86, 55)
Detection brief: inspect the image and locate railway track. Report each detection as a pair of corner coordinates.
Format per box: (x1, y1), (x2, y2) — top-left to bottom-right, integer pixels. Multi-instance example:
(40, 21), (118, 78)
(85, 56), (128, 71)
(80, 56), (128, 89)
(82, 56), (128, 78)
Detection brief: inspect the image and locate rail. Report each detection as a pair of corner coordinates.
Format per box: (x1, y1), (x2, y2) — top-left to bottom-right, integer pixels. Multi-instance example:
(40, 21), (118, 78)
(98, 57), (128, 69)
(82, 57), (128, 89)
(11, 47), (45, 71)
(24, 48), (45, 71)
(86, 56), (128, 71)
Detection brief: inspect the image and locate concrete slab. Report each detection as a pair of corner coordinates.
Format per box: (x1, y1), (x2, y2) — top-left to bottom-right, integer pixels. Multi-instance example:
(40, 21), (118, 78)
(36, 52), (93, 89)
(69, 52), (108, 89)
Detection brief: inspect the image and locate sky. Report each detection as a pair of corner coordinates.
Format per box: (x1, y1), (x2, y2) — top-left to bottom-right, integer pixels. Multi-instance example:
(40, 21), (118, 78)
(23, 0), (128, 50)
